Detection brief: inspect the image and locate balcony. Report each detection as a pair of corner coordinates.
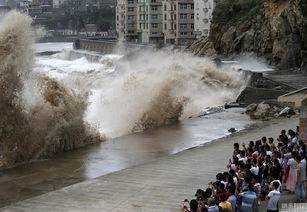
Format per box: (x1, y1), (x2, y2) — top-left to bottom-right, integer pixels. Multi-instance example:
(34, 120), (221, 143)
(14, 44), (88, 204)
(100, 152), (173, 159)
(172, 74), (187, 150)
(178, 18), (194, 24)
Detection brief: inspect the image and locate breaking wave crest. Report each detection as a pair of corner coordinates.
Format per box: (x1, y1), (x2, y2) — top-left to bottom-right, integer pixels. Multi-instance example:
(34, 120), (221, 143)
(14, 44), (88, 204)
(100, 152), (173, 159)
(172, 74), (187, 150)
(85, 49), (247, 138)
(0, 12), (103, 168)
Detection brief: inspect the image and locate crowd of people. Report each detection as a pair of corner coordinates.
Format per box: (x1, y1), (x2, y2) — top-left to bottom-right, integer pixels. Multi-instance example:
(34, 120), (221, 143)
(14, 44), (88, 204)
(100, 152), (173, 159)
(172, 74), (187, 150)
(181, 127), (306, 212)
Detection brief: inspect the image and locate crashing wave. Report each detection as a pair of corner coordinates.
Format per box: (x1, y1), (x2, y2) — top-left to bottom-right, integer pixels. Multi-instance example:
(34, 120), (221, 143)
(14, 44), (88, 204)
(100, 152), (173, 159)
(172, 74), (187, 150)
(0, 12), (103, 168)
(85, 49), (247, 138)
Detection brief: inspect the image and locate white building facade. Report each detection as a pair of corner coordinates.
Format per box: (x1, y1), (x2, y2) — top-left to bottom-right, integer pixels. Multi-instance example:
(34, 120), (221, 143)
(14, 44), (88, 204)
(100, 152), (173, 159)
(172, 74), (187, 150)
(116, 0), (126, 40)
(194, 0), (216, 38)
(116, 0), (217, 44)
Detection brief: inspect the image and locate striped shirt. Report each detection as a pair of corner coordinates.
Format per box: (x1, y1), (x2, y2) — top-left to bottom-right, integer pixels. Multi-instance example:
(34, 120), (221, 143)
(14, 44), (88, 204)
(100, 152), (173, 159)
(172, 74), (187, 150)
(240, 190), (257, 208)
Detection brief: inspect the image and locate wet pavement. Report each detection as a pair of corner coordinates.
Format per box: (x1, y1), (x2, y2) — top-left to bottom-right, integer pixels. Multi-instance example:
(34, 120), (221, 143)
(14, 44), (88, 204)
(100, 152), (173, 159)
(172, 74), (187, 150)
(1, 117), (298, 212)
(0, 109), (252, 208)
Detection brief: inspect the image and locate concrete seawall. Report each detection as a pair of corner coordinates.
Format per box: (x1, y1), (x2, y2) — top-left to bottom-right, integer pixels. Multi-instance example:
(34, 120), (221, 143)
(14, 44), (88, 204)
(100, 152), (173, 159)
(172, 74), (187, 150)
(74, 39), (155, 54)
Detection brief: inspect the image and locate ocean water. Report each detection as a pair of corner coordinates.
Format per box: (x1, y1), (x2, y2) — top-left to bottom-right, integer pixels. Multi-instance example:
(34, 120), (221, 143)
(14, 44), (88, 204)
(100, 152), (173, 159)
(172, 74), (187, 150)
(33, 42), (254, 139)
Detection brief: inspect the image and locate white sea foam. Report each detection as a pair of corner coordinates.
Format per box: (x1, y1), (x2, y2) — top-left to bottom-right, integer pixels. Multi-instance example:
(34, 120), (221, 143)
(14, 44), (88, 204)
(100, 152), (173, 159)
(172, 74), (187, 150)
(0, 12), (102, 168)
(35, 47), (248, 138)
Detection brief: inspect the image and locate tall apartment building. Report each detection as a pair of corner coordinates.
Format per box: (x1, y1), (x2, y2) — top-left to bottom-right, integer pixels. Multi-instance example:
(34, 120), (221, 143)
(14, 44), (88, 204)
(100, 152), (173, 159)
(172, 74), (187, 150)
(116, 0), (216, 44)
(116, 0), (164, 43)
(137, 0), (163, 44)
(162, 0), (194, 45)
(194, 0), (216, 38)
(116, 0), (126, 40)
(116, 0), (138, 42)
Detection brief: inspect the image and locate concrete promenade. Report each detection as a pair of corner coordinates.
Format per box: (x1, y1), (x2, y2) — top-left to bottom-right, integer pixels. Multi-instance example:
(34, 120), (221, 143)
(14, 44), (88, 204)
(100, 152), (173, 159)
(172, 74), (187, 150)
(2, 117), (298, 212)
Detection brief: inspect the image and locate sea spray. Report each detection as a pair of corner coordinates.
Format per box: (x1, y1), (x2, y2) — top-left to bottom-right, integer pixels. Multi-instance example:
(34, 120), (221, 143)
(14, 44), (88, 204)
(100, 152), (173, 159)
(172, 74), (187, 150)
(84, 49), (247, 138)
(0, 12), (103, 168)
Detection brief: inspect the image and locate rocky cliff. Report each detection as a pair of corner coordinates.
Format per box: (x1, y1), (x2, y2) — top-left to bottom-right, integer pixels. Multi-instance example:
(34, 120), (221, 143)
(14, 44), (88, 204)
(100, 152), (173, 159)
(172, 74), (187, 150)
(187, 0), (307, 73)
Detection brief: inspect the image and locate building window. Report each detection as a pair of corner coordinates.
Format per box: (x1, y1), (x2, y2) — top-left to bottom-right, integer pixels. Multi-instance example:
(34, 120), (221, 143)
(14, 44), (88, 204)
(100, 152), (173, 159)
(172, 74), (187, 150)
(139, 23), (146, 29)
(128, 15), (135, 20)
(191, 14), (194, 19)
(128, 7), (134, 12)
(164, 14), (167, 20)
(180, 32), (188, 35)
(139, 14), (145, 20)
(128, 30), (135, 33)
(191, 4), (194, 9)
(139, 6), (145, 12)
(151, 14), (158, 20)
(191, 24), (194, 29)
(174, 14), (176, 20)
(164, 24), (167, 30)
(203, 18), (209, 23)
(173, 5), (176, 10)
(180, 24), (187, 29)
(128, 0), (134, 4)
(179, 4), (187, 10)
(128, 23), (135, 28)
(151, 23), (158, 28)
(180, 14), (188, 19)
(151, 0), (157, 2)
(151, 5), (158, 11)
(164, 4), (167, 11)
(152, 32), (158, 34)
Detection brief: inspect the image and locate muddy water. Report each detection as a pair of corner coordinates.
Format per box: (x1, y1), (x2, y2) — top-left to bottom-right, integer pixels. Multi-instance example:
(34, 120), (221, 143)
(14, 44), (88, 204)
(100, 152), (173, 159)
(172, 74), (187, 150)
(0, 109), (252, 207)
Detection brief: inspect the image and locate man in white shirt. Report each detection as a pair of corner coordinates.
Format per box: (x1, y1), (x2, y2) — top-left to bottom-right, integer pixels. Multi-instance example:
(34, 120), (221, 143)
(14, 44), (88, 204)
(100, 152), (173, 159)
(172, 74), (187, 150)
(250, 158), (259, 175)
(295, 155), (306, 202)
(266, 145), (273, 157)
(267, 182), (281, 212)
(239, 150), (247, 164)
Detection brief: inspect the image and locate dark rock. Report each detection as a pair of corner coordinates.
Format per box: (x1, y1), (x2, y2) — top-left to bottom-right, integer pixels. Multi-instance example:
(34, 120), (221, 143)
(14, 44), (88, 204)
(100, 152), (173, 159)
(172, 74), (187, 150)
(228, 128), (237, 133)
(245, 100), (295, 120)
(254, 103), (271, 118)
(279, 107), (295, 116)
(246, 104), (258, 113)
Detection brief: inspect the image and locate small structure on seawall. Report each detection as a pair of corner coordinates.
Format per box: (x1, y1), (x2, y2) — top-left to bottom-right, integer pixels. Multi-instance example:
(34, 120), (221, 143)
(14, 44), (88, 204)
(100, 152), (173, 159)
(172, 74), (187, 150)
(236, 71), (296, 105)
(278, 87), (307, 107)
(225, 71), (296, 109)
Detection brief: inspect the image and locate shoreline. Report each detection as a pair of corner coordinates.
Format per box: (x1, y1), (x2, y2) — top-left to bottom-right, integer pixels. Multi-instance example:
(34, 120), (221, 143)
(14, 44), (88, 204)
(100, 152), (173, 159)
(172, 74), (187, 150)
(1, 116), (299, 211)
(0, 108), (254, 208)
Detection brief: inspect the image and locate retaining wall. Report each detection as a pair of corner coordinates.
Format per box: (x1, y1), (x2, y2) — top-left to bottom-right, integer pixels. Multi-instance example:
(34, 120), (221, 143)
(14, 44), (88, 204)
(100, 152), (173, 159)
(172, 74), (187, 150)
(75, 39), (154, 54)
